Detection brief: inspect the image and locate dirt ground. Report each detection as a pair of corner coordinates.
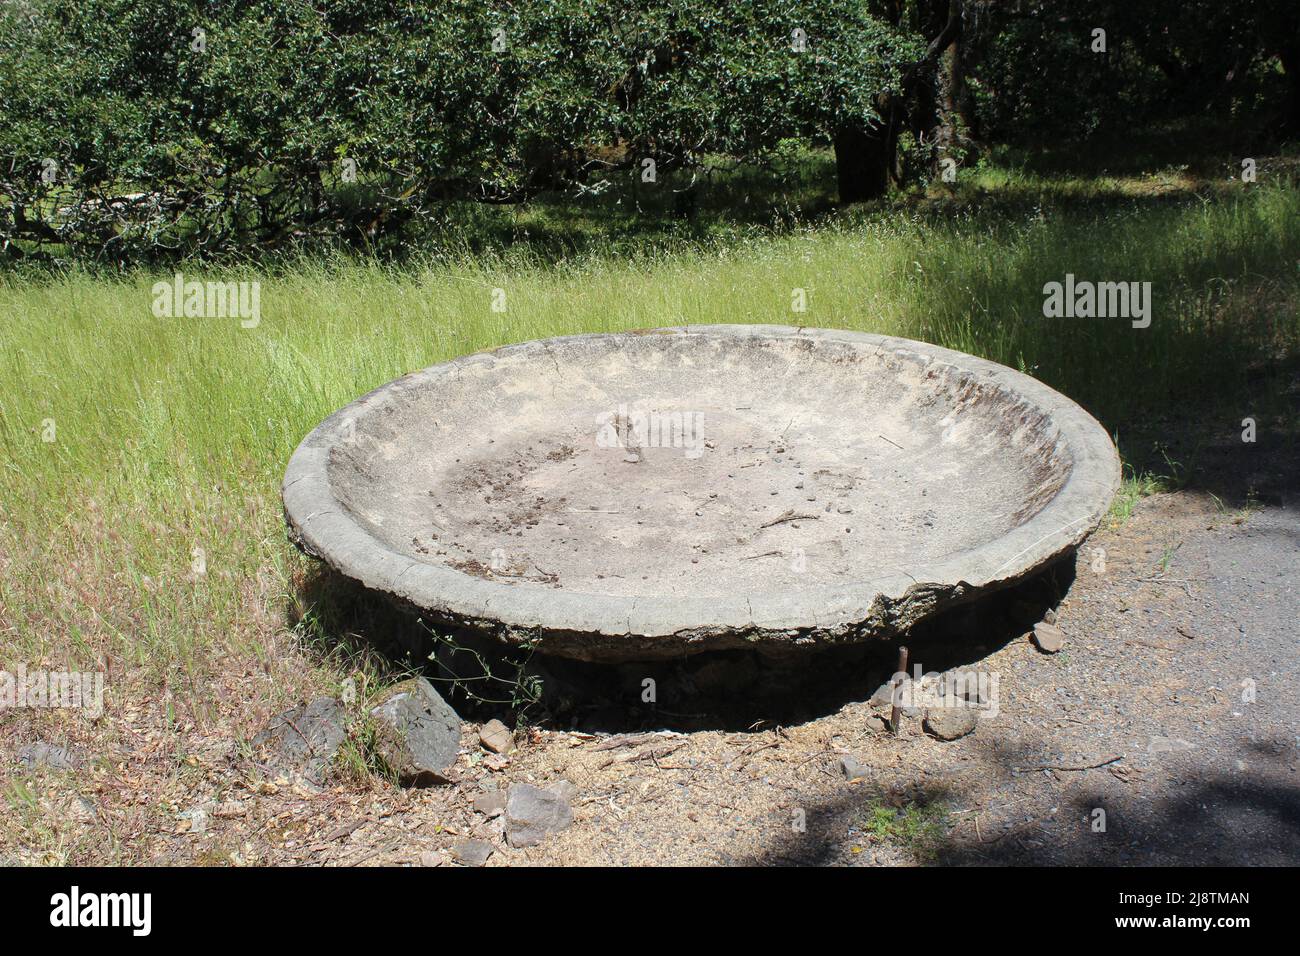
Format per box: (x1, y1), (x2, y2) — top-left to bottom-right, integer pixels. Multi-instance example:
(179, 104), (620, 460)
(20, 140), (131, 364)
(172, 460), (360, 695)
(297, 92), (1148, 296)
(6, 460), (1296, 867)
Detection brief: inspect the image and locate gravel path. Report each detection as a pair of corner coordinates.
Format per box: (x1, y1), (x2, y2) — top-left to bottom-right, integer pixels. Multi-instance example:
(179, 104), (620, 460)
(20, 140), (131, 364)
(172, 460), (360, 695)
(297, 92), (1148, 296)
(926, 491), (1300, 865)
(480, 487), (1296, 867)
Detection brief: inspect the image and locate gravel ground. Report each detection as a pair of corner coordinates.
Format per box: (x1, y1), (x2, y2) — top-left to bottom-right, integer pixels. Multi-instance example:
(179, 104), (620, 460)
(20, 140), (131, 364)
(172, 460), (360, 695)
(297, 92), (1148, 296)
(6, 445), (1296, 867)
(479, 488), (1298, 867)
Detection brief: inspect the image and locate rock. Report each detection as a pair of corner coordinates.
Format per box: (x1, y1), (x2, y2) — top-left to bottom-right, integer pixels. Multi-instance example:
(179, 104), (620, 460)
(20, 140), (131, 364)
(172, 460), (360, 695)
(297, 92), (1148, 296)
(72, 795), (97, 823)
(177, 807), (209, 835)
(869, 680), (898, 708)
(547, 779), (580, 804)
(450, 838), (494, 867)
(1032, 622), (1066, 653)
(505, 783), (574, 848)
(370, 677), (461, 786)
(473, 790), (508, 818)
(925, 707), (977, 743)
(251, 697), (346, 783)
(865, 714), (888, 733)
(870, 678), (920, 717)
(479, 718), (514, 754)
(839, 756), (869, 781)
(16, 741), (80, 770)
(923, 707), (978, 741)
(419, 850), (447, 867)
(1148, 736), (1196, 754)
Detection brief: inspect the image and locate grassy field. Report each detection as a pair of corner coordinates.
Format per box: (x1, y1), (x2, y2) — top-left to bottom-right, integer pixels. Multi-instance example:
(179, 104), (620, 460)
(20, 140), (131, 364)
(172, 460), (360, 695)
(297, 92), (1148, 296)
(2, 151), (1298, 857)
(3, 158), (1299, 671)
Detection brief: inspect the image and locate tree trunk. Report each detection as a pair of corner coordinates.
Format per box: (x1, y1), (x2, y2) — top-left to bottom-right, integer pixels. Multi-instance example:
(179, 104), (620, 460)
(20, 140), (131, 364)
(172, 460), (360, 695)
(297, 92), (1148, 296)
(833, 116), (895, 203)
(934, 0), (979, 155)
(1281, 44), (1300, 137)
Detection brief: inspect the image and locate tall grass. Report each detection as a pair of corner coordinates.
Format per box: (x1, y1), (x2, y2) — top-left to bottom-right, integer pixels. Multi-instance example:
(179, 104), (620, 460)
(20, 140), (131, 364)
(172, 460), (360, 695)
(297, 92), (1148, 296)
(1, 172), (1297, 680)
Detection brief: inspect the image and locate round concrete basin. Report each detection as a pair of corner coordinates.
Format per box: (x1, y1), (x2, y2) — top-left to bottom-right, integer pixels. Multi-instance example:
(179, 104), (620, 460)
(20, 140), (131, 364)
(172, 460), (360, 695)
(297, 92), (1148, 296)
(283, 325), (1119, 661)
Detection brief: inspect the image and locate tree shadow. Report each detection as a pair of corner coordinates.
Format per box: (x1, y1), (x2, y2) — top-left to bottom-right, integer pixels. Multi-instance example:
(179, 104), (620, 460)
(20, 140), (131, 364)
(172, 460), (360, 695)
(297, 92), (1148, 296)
(737, 732), (1300, 867)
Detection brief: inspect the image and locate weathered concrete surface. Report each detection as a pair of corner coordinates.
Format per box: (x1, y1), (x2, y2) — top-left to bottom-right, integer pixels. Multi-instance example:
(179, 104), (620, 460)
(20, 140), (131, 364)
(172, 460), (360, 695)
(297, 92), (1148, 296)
(283, 325), (1119, 661)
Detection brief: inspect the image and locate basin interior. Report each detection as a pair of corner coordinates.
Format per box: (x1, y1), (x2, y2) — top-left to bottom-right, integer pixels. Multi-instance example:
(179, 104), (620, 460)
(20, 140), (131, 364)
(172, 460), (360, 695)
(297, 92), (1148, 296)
(328, 332), (1073, 600)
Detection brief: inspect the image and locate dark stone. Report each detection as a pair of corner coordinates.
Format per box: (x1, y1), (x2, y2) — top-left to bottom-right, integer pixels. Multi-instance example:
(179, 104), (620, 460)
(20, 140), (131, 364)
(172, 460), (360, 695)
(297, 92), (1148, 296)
(251, 696), (346, 783)
(370, 677), (461, 786)
(16, 741), (80, 770)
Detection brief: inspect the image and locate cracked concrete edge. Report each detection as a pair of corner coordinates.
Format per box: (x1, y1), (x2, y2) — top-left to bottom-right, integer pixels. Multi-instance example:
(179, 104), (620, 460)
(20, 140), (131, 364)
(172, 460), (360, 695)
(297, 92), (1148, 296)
(282, 324), (1121, 661)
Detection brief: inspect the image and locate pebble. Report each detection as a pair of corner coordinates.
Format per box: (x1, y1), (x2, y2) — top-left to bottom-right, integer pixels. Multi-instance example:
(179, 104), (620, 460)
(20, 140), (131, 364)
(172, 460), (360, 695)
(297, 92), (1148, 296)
(840, 756), (869, 781)
(479, 718), (514, 754)
(1032, 622), (1066, 653)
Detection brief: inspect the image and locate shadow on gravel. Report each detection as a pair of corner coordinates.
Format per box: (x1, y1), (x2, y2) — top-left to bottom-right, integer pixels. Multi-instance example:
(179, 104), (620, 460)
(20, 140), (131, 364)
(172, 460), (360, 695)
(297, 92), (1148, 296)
(738, 735), (1300, 866)
(1119, 354), (1300, 511)
(934, 768), (1300, 866)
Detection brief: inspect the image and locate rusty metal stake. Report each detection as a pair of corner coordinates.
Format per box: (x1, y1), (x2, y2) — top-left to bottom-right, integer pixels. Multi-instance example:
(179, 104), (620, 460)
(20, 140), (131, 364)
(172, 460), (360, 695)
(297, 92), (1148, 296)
(889, 645), (909, 735)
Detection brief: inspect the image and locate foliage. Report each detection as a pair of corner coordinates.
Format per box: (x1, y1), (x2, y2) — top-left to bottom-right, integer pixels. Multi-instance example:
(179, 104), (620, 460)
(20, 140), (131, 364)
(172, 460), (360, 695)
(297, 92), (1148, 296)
(0, 0), (916, 262)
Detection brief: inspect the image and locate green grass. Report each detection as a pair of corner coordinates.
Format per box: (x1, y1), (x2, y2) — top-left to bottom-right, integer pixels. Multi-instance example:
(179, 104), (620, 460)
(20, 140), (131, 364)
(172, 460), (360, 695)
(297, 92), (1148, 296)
(1107, 444), (1190, 523)
(1, 155), (1298, 687)
(854, 796), (950, 861)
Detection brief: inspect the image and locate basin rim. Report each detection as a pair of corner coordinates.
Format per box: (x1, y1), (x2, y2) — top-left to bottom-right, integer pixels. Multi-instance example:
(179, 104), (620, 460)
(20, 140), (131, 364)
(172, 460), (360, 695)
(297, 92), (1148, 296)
(282, 324), (1120, 657)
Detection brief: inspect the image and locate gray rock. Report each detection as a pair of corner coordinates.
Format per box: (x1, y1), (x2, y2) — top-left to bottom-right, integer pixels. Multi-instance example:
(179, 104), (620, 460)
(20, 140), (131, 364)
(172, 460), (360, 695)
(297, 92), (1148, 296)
(251, 696), (346, 783)
(473, 790), (507, 818)
(870, 678), (919, 716)
(450, 838), (494, 867)
(479, 718), (514, 754)
(16, 741), (80, 770)
(865, 714), (889, 733)
(923, 707), (978, 741)
(1032, 622), (1066, 653)
(370, 677), (461, 786)
(870, 680), (899, 708)
(505, 783), (574, 847)
(839, 756), (869, 781)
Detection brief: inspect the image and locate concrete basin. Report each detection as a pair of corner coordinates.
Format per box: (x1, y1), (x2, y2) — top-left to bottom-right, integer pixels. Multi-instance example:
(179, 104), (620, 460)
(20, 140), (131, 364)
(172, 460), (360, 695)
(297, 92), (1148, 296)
(283, 325), (1119, 661)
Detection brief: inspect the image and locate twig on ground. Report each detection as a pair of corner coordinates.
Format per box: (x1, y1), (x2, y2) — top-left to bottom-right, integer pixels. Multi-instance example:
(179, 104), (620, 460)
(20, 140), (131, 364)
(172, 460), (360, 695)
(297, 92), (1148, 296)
(597, 740), (686, 770)
(1013, 755), (1124, 773)
(760, 510), (820, 529)
(591, 731), (681, 752)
